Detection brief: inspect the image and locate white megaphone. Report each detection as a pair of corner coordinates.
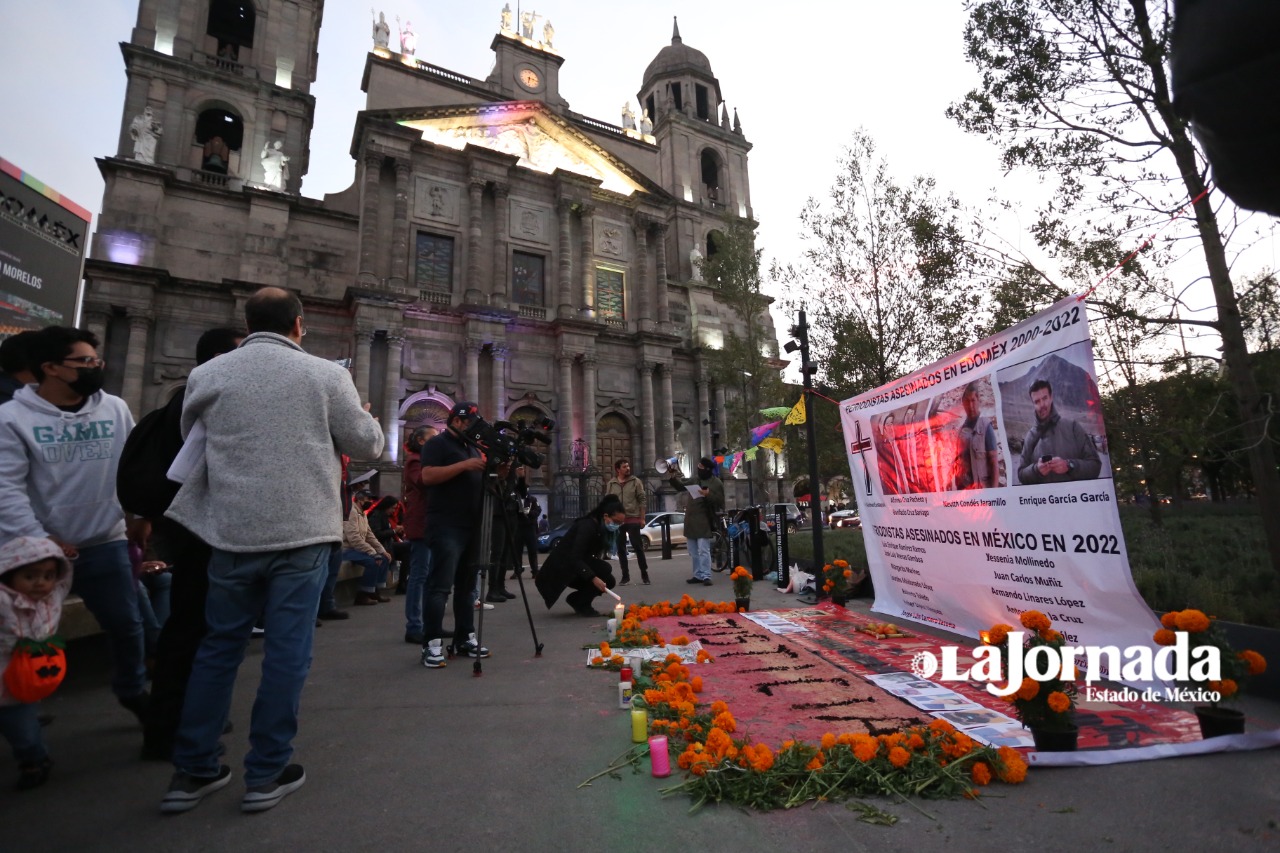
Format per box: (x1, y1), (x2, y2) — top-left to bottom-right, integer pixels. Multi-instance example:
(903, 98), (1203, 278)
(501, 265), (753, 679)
(654, 456), (680, 475)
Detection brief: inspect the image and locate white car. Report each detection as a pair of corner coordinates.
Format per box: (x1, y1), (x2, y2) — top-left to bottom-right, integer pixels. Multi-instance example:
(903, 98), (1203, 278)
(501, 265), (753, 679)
(638, 512), (686, 550)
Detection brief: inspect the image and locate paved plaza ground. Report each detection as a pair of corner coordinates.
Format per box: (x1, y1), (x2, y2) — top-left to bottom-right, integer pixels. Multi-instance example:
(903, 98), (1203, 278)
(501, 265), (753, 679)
(3, 550), (1278, 852)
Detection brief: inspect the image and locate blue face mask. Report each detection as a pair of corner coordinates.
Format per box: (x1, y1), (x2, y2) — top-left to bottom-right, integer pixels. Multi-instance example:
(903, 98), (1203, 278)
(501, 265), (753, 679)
(604, 520), (621, 532)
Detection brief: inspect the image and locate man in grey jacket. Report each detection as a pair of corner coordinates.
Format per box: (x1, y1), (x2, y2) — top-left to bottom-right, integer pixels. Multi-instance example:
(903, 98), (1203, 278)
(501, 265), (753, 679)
(160, 288), (383, 815)
(1016, 379), (1102, 485)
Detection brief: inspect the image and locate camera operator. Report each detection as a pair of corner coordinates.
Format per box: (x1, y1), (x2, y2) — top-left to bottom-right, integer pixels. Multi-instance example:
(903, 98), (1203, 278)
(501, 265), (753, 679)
(534, 494), (625, 616)
(418, 402), (489, 669)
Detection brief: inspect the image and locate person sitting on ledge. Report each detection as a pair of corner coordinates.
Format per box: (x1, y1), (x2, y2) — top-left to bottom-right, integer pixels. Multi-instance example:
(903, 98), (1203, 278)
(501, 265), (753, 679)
(534, 495), (623, 617)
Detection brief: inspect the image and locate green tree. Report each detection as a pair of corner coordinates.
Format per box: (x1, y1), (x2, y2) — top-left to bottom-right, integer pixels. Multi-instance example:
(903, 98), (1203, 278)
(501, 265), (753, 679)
(948, 0), (1280, 575)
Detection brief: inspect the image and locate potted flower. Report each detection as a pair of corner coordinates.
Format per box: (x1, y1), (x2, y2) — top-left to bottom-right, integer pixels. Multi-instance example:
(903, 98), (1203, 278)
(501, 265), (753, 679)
(730, 566), (752, 611)
(985, 611), (1078, 751)
(1153, 608), (1267, 738)
(821, 559), (856, 606)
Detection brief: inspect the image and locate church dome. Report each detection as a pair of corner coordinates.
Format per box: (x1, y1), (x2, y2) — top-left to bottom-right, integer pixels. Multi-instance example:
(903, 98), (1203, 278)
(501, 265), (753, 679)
(642, 18), (715, 88)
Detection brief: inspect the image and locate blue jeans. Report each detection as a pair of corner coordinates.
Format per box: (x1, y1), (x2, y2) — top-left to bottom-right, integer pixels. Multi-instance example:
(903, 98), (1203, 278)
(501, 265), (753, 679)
(318, 545), (343, 615)
(173, 543), (329, 787)
(0, 703), (46, 763)
(424, 525), (477, 643)
(404, 538), (431, 635)
(342, 549), (388, 592)
(71, 540), (147, 698)
(689, 537), (712, 580)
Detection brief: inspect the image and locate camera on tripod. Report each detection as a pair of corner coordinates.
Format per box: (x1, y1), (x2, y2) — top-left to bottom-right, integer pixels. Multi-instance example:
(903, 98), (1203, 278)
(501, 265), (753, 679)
(458, 414), (555, 469)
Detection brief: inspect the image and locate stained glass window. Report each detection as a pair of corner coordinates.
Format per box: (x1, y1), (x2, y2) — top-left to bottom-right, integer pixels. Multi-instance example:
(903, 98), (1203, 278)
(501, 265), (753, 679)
(595, 267), (624, 321)
(512, 251), (545, 306)
(415, 232), (453, 292)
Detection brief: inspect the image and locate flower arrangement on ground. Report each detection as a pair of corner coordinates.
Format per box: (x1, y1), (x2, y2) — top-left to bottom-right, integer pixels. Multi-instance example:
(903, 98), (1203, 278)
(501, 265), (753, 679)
(986, 611), (1077, 732)
(820, 559), (856, 599)
(730, 566), (752, 602)
(1153, 608), (1267, 706)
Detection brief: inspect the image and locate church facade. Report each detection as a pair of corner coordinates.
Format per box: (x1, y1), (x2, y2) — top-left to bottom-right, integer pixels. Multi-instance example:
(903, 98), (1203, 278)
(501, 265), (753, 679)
(84, 0), (782, 512)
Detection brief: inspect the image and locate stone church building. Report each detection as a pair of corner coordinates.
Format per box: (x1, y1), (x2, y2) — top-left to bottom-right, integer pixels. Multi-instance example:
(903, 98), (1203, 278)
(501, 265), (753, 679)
(84, 0), (783, 513)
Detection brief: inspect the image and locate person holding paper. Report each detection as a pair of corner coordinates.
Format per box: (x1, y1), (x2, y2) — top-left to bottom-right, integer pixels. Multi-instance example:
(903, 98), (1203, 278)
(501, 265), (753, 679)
(668, 457), (724, 586)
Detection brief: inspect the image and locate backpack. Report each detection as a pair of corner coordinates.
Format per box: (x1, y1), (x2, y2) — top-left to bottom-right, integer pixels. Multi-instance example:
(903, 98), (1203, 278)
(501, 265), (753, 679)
(116, 390), (186, 519)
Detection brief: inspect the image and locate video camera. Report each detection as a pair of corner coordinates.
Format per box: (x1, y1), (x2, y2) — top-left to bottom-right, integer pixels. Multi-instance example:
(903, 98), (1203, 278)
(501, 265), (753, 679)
(457, 414), (555, 469)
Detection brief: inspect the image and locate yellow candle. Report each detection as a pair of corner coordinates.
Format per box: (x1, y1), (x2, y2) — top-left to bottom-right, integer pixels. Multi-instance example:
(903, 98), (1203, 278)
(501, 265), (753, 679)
(631, 706), (648, 742)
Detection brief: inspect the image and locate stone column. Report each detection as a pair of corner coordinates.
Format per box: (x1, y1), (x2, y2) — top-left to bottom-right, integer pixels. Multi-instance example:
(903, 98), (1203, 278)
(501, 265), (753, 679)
(581, 356), (597, 467)
(658, 362), (675, 460)
(358, 150), (381, 285)
(83, 310), (109, 356)
(382, 335), (404, 461)
(654, 223), (670, 324)
(697, 377), (711, 456)
(639, 362), (656, 469)
(121, 313), (151, 416)
(465, 178), (486, 304)
(492, 184), (509, 306)
(714, 385), (727, 451)
(354, 329), (373, 404)
(491, 344), (508, 420)
(556, 200), (574, 319)
(558, 355), (576, 467)
(464, 338), (482, 403)
(389, 160), (411, 289)
(579, 205), (595, 319)
(633, 218), (651, 331)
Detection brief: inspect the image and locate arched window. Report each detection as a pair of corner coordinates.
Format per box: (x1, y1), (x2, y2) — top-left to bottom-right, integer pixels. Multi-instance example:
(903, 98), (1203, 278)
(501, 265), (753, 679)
(206, 0), (255, 60)
(195, 107), (243, 173)
(700, 149), (721, 200)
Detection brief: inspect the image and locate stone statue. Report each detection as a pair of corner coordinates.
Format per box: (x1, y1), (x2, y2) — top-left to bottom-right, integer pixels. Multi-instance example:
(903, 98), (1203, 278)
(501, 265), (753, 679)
(689, 243), (704, 280)
(640, 109), (653, 135)
(500, 3), (513, 31)
(621, 101), (636, 130)
(371, 9), (390, 49)
(543, 19), (554, 48)
(261, 140), (289, 190)
(520, 10), (535, 39)
(397, 16), (416, 55)
(129, 106), (162, 164)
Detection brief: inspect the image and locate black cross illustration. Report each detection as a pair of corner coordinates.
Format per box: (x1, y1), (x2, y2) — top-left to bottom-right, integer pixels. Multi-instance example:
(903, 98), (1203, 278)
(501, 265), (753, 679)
(849, 419), (874, 496)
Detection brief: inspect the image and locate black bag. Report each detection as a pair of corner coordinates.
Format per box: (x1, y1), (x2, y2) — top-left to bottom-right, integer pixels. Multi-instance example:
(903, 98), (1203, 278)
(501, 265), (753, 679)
(116, 390), (186, 519)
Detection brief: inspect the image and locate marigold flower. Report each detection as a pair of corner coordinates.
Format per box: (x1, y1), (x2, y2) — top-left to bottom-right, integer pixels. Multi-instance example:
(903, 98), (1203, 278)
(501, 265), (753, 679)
(1040, 629), (1062, 643)
(852, 737), (878, 762)
(834, 559), (849, 568)
(1016, 677), (1040, 701)
(713, 711), (737, 733)
(1020, 610), (1051, 632)
(820, 733), (837, 750)
(1153, 628), (1177, 646)
(843, 569), (852, 578)
(1211, 678), (1239, 698)
(1160, 611), (1179, 629)
(600, 642), (612, 658)
(888, 746), (911, 768)
(744, 743), (774, 773)
(710, 700), (729, 715)
(805, 753), (826, 771)
(1174, 609), (1211, 633)
(987, 624), (1013, 645)
(995, 746), (1028, 784)
(780, 739), (796, 752)
(696, 649), (714, 663)
(928, 719), (956, 734)
(971, 761), (992, 786)
(906, 733), (925, 751)
(1239, 650), (1267, 676)
(671, 636), (690, 646)
(690, 676), (703, 693)
(1047, 691), (1071, 714)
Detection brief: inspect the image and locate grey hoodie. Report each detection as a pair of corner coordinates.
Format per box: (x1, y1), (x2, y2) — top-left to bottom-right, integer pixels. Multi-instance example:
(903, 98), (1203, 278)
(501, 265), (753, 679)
(165, 332), (384, 553)
(0, 386), (134, 547)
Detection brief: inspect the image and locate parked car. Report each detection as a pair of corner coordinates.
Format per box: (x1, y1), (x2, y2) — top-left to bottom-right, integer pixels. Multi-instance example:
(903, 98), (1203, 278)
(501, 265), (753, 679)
(638, 512), (686, 551)
(537, 522), (573, 552)
(829, 510), (861, 529)
(764, 503), (805, 532)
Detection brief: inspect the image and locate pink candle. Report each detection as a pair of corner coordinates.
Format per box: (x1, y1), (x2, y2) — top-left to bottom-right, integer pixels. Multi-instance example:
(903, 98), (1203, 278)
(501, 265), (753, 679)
(649, 735), (670, 778)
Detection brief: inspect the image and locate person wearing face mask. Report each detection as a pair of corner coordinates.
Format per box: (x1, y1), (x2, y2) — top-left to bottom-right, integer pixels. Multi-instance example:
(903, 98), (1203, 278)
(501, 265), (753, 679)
(0, 325), (151, 726)
(533, 494), (624, 617)
(668, 457), (725, 586)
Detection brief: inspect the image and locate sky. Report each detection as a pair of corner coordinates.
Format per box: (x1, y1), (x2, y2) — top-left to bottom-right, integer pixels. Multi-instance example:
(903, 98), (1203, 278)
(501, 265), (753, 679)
(2, 1), (1271, 374)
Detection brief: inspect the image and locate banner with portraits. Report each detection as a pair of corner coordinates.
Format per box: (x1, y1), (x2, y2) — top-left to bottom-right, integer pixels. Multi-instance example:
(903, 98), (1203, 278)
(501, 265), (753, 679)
(839, 296), (1161, 662)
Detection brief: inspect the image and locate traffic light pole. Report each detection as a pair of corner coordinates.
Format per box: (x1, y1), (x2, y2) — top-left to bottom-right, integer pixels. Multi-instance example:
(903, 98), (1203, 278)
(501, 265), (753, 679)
(794, 310), (824, 571)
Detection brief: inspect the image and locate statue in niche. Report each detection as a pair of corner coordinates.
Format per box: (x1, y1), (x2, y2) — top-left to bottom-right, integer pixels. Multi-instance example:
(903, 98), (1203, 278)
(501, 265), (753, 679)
(520, 10), (535, 39)
(543, 19), (555, 48)
(621, 101), (636, 130)
(429, 184), (446, 216)
(129, 106), (162, 164)
(500, 3), (513, 31)
(202, 135), (230, 173)
(261, 140), (289, 190)
(689, 243), (704, 280)
(371, 10), (390, 48)
(397, 16), (416, 55)
(640, 109), (653, 135)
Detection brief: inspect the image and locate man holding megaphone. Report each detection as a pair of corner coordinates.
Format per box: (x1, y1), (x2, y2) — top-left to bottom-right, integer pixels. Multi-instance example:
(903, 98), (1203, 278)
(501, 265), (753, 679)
(605, 459), (649, 585)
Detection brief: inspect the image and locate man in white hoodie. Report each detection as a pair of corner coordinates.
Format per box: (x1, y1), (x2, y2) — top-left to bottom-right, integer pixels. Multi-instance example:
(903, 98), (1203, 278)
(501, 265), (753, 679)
(0, 326), (150, 723)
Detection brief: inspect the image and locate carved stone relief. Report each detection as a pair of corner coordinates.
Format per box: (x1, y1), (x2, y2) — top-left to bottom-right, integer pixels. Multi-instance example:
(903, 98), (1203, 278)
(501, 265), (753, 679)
(508, 199), (550, 245)
(594, 219), (627, 257)
(405, 342), (457, 377)
(413, 177), (461, 224)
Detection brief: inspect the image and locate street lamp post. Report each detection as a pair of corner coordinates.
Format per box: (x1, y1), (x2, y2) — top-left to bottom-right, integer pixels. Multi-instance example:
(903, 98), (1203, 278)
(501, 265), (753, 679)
(785, 310), (824, 571)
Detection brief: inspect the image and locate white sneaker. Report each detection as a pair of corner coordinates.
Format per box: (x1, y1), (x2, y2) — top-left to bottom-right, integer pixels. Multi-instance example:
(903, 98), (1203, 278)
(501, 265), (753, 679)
(421, 639), (446, 668)
(475, 601), (494, 610)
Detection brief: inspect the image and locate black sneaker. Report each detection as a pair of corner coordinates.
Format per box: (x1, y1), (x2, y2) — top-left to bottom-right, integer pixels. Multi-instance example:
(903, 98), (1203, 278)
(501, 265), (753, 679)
(119, 691), (150, 726)
(484, 591), (508, 603)
(702, 579), (713, 586)
(160, 765), (232, 813)
(242, 764), (306, 813)
(500, 589), (516, 599)
(318, 609), (350, 621)
(685, 578), (703, 585)
(454, 633), (490, 658)
(641, 576), (651, 585)
(619, 579), (631, 586)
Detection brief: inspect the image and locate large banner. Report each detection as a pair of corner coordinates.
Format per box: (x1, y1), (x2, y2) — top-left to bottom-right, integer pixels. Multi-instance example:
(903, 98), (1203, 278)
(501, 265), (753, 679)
(0, 157), (91, 338)
(840, 296), (1161, 666)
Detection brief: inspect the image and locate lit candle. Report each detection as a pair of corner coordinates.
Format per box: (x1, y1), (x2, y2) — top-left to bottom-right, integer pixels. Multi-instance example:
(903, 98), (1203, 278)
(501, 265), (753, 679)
(613, 601), (625, 625)
(649, 735), (670, 777)
(631, 706), (648, 742)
